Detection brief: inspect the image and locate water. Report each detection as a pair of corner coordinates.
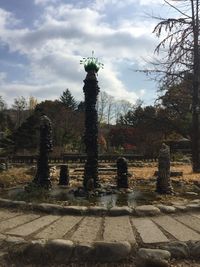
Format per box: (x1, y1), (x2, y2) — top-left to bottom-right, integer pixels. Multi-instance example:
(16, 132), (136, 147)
(1, 183), (199, 207)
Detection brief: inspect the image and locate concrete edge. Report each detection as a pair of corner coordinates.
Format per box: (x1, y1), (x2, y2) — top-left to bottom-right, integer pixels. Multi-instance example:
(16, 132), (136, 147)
(0, 197), (199, 217)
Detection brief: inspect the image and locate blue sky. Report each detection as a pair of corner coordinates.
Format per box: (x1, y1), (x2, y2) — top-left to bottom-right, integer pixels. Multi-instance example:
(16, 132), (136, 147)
(0, 0), (172, 106)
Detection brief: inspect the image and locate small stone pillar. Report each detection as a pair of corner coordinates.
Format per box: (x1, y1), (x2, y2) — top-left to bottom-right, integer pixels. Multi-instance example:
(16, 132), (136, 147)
(156, 143), (173, 194)
(34, 115), (53, 189)
(59, 165), (70, 186)
(117, 157), (129, 188)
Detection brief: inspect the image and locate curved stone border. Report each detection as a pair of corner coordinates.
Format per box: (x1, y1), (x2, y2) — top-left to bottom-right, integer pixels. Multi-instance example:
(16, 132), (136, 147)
(7, 238), (132, 264)
(5, 236), (200, 264)
(0, 197), (199, 217)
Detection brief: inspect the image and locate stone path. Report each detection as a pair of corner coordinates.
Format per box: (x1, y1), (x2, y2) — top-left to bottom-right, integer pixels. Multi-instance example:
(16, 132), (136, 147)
(1, 208), (200, 245)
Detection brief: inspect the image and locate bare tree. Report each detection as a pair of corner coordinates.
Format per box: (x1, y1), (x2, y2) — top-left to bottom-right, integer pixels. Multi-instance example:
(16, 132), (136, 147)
(12, 96), (28, 128)
(152, 0), (200, 172)
(0, 96), (7, 111)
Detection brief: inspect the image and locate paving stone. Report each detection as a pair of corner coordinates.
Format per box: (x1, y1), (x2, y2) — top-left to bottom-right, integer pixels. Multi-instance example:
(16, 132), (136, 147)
(35, 216), (82, 239)
(45, 239), (74, 263)
(174, 214), (200, 233)
(0, 214), (40, 232)
(7, 215), (60, 236)
(191, 213), (200, 219)
(104, 216), (136, 243)
(152, 215), (200, 242)
(157, 205), (176, 214)
(132, 217), (169, 244)
(92, 241), (131, 262)
(0, 210), (21, 221)
(71, 217), (102, 242)
(135, 205), (161, 216)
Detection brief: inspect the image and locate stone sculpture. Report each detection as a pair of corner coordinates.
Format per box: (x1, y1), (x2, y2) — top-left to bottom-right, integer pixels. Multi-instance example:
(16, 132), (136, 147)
(58, 165), (70, 186)
(83, 70), (100, 189)
(156, 143), (173, 194)
(117, 157), (129, 188)
(34, 115), (53, 189)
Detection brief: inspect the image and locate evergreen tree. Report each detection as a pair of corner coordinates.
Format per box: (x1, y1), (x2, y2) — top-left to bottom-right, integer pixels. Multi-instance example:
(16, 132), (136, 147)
(60, 89), (77, 110)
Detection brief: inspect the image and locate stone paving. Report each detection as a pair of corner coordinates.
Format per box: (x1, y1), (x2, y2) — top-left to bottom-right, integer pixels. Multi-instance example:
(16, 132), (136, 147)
(1, 208), (200, 245)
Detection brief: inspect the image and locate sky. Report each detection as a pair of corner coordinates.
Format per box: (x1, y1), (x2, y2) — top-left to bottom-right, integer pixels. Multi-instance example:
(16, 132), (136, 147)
(0, 0), (175, 107)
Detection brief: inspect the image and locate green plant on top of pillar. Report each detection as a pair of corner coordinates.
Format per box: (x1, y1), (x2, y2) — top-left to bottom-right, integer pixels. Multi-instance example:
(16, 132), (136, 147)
(80, 51), (104, 73)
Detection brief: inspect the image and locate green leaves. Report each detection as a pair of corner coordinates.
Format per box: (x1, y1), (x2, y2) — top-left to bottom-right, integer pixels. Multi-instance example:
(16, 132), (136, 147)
(80, 51), (104, 73)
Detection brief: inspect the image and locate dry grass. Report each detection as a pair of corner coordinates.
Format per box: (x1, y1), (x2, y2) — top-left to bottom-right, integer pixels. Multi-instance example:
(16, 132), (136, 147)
(0, 167), (32, 188)
(130, 163), (200, 183)
(0, 163), (199, 189)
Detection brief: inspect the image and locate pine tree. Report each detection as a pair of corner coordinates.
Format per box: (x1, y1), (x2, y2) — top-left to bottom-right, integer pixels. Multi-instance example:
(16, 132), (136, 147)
(60, 89), (77, 110)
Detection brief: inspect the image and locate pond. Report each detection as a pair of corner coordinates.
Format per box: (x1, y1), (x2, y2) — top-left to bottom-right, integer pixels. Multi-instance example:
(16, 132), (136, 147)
(1, 181), (199, 207)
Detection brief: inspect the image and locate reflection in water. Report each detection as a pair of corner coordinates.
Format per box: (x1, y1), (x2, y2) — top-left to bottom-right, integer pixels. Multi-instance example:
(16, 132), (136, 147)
(1, 184), (199, 207)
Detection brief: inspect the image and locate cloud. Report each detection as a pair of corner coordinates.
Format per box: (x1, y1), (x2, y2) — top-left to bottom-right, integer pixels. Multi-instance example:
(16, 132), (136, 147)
(34, 0), (59, 5)
(0, 1), (160, 106)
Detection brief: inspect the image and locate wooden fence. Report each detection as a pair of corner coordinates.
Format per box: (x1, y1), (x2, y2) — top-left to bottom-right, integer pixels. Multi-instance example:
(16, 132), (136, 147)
(0, 154), (158, 164)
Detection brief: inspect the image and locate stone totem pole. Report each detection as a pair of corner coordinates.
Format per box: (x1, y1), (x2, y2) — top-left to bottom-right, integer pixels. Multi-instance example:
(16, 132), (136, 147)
(156, 143), (173, 194)
(80, 52), (103, 189)
(34, 115), (53, 189)
(117, 157), (129, 188)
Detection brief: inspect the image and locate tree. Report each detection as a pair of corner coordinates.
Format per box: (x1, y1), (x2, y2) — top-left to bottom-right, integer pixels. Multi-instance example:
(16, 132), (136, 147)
(152, 0), (200, 172)
(12, 96), (28, 128)
(60, 89), (77, 110)
(0, 96), (7, 111)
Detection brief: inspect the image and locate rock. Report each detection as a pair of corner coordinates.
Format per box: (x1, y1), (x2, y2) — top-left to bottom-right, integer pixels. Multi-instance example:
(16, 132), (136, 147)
(0, 234), (6, 241)
(73, 243), (93, 260)
(32, 203), (64, 214)
(91, 241), (131, 262)
(136, 258), (169, 267)
(190, 199), (200, 204)
(157, 205), (176, 214)
(135, 205), (161, 216)
(62, 206), (87, 215)
(174, 205), (187, 212)
(5, 236), (25, 245)
(185, 191), (198, 196)
(186, 203), (200, 211)
(138, 248), (171, 261)
(22, 240), (47, 264)
(109, 206), (132, 216)
(159, 241), (189, 259)
(87, 206), (107, 215)
(137, 248), (170, 267)
(45, 239), (74, 263)
(0, 163), (6, 171)
(189, 240), (200, 258)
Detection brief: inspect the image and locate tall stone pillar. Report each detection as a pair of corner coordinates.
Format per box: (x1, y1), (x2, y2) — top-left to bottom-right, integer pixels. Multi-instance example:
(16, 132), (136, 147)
(83, 70), (99, 189)
(34, 115), (53, 189)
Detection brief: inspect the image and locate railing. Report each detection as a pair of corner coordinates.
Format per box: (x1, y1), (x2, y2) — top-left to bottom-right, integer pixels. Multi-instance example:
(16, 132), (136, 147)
(0, 154), (158, 164)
